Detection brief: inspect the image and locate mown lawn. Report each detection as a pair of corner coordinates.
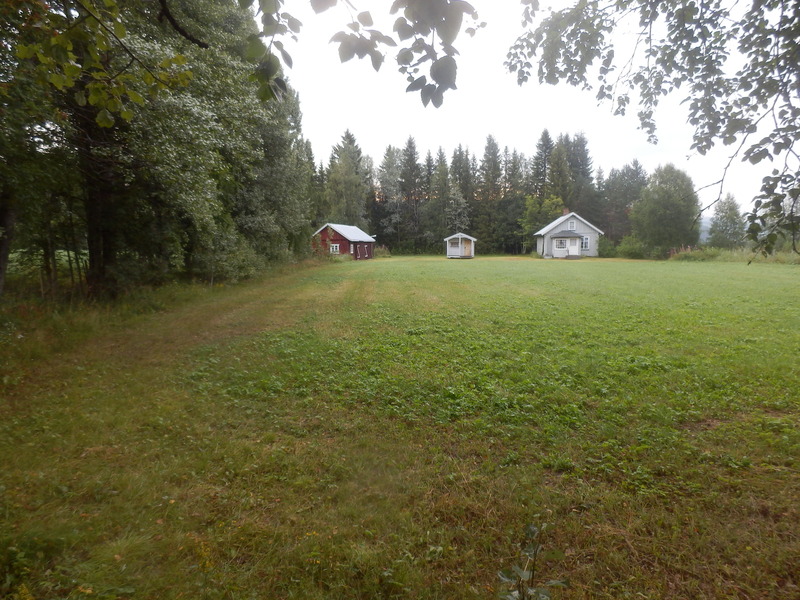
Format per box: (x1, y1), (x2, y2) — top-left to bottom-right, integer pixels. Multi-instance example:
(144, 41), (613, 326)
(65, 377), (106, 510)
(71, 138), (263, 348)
(1, 257), (798, 599)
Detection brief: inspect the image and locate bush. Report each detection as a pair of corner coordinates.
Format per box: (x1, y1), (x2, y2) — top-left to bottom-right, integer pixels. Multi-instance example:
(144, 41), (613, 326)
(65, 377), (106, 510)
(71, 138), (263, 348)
(670, 247), (722, 261)
(598, 236), (617, 258)
(616, 235), (647, 259)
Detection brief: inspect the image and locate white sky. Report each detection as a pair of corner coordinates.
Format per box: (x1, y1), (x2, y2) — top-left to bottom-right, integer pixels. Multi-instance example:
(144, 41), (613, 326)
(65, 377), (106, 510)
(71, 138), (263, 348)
(281, 1), (764, 209)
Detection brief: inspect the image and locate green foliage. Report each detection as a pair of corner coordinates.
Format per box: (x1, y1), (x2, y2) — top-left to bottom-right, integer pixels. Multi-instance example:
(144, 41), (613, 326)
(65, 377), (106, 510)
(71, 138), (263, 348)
(670, 247), (722, 262)
(708, 194), (746, 249)
(521, 196), (565, 245)
(597, 235), (616, 258)
(2, 0), (316, 297)
(616, 235), (646, 259)
(630, 165), (700, 251)
(598, 160), (647, 243)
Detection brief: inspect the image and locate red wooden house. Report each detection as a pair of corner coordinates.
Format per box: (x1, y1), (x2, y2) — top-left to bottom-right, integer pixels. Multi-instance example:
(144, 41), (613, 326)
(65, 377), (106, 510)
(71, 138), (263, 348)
(312, 223), (376, 260)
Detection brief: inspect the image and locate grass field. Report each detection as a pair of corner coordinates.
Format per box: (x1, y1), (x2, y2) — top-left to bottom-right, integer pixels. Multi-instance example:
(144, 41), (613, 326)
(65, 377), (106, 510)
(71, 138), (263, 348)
(1, 257), (799, 599)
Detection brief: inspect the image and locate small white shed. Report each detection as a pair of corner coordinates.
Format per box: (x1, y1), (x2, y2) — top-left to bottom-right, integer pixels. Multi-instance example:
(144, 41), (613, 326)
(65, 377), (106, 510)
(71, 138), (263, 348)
(444, 233), (477, 258)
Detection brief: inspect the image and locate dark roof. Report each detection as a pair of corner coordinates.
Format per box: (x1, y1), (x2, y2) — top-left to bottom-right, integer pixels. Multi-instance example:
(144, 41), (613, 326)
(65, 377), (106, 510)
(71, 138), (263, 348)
(550, 230), (585, 238)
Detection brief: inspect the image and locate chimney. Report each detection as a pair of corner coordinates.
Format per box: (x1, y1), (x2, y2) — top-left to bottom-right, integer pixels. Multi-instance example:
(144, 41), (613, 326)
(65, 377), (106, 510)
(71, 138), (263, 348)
(562, 207), (570, 216)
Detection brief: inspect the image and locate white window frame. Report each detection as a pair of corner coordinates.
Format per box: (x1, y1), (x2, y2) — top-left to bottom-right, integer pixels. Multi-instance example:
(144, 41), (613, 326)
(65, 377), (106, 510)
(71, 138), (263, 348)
(449, 239), (460, 247)
(329, 243), (340, 254)
(568, 220), (576, 231)
(581, 236), (590, 250)
(555, 239), (567, 249)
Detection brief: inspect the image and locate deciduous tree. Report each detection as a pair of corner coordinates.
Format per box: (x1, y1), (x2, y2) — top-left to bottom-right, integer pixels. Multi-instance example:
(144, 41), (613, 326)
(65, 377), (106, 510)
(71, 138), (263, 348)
(631, 165), (700, 253)
(708, 194), (746, 249)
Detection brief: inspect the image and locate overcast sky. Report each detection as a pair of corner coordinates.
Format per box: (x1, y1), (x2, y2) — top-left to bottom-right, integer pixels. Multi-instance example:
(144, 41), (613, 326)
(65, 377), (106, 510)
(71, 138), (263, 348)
(281, 1), (763, 209)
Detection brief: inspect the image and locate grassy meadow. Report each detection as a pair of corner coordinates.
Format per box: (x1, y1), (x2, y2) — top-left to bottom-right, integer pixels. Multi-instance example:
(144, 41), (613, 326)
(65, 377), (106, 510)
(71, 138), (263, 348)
(1, 257), (798, 599)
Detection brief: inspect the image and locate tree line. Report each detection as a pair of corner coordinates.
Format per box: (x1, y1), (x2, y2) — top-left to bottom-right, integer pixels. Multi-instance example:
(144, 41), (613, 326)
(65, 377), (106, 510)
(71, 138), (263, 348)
(0, 1), (759, 300)
(319, 129), (747, 256)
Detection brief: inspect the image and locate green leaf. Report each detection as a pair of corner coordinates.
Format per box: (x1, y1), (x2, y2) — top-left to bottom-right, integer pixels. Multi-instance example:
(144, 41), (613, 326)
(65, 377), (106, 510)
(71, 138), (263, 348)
(256, 82), (276, 102)
(431, 86), (444, 107)
(397, 48), (413, 65)
(245, 37), (268, 61)
(512, 565), (531, 581)
(310, 0), (337, 13)
(369, 49), (383, 71)
(48, 73), (67, 90)
(406, 75), (426, 92)
(113, 21), (126, 39)
(96, 108), (115, 127)
(255, 53), (281, 80)
(430, 55), (457, 89)
(15, 44), (36, 59)
(394, 18), (415, 41)
(277, 46), (293, 68)
(338, 38), (356, 62)
(260, 0), (279, 14)
(286, 15), (302, 33)
(438, 4), (463, 46)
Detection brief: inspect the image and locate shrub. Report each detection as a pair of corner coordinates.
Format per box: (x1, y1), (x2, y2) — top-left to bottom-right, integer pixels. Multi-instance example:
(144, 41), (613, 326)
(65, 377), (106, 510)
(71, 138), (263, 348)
(670, 247), (722, 261)
(597, 236), (617, 258)
(616, 235), (647, 259)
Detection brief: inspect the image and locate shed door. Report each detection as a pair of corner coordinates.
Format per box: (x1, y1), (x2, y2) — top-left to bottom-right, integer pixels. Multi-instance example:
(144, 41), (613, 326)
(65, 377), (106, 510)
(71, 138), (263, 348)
(463, 239), (472, 256)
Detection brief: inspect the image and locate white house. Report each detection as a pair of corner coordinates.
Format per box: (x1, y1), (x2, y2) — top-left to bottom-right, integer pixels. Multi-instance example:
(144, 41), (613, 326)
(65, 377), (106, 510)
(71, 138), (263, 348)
(444, 233), (477, 258)
(534, 212), (603, 258)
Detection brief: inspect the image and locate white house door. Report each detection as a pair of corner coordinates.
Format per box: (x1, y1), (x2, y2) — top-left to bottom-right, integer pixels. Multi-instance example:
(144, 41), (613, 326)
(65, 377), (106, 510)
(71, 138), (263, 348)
(568, 238), (580, 256)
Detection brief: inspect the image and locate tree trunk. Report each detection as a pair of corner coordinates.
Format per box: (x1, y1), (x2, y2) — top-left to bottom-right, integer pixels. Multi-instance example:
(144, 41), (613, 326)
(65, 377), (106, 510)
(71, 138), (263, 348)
(0, 190), (16, 297)
(72, 102), (118, 298)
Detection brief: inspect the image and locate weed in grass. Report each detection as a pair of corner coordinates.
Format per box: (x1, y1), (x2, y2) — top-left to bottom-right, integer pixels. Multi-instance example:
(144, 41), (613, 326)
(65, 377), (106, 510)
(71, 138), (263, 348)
(498, 521), (568, 600)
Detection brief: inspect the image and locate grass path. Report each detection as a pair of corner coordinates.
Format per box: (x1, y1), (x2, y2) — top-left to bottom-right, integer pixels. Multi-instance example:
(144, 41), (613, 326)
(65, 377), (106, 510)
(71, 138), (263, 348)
(1, 258), (799, 599)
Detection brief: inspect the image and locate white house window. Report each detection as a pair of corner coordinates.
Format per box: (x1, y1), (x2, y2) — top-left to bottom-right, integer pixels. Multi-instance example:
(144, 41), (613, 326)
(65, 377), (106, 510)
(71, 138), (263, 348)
(449, 239), (460, 247)
(350, 244), (354, 254)
(581, 236), (590, 250)
(568, 220), (576, 230)
(555, 239), (567, 249)
(329, 243), (340, 254)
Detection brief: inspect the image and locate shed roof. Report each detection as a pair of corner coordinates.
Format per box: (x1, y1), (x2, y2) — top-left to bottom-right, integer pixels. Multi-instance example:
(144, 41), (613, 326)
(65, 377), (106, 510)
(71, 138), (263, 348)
(534, 212), (604, 237)
(444, 232), (477, 241)
(313, 223), (375, 243)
